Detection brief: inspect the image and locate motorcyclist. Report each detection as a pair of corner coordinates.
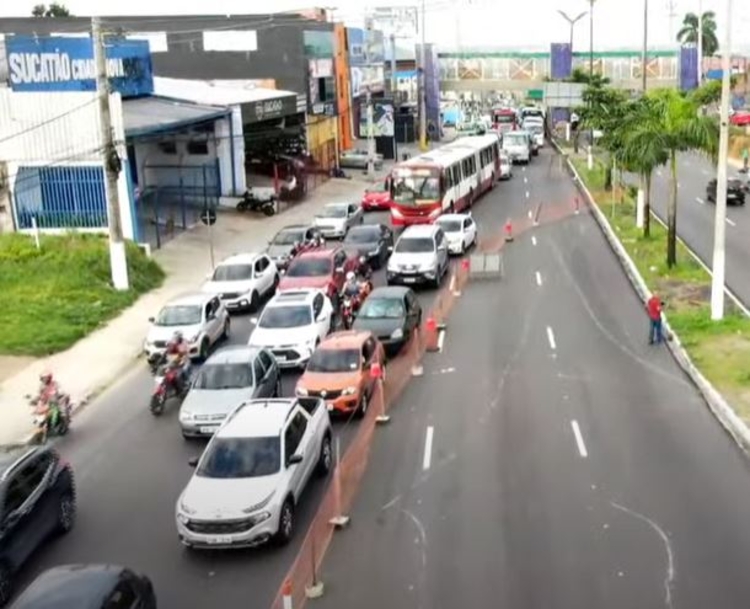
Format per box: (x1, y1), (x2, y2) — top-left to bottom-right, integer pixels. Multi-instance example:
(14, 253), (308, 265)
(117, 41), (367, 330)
(165, 331), (190, 392)
(34, 372), (61, 432)
(343, 271), (361, 299)
(356, 255), (372, 281)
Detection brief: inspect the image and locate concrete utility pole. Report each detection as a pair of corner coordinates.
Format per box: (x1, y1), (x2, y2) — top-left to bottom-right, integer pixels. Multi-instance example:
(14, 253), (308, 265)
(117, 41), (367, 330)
(642, 0), (649, 92)
(557, 10), (587, 51)
(587, 0), (595, 170)
(418, 0), (428, 151)
(92, 16), (129, 291)
(365, 16), (376, 176)
(389, 33), (399, 160)
(710, 0), (733, 320)
(697, 0), (703, 85)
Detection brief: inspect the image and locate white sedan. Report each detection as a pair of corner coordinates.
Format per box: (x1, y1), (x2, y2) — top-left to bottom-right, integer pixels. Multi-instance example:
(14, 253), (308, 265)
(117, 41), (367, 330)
(435, 213), (478, 255)
(313, 202), (364, 239)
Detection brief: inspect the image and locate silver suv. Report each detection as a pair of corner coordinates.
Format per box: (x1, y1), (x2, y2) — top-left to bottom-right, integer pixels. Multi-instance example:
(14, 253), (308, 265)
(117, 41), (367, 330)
(176, 397), (333, 549)
(386, 224), (449, 288)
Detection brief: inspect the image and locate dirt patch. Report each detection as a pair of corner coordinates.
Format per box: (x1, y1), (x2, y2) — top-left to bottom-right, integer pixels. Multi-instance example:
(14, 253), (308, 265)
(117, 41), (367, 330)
(0, 355), (37, 383)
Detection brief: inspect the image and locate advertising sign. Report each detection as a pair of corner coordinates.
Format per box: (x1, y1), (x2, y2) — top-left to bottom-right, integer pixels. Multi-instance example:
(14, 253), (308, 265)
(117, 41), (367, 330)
(351, 65), (385, 97)
(550, 43), (573, 80)
(347, 28), (365, 67)
(680, 45), (698, 91)
(359, 101), (394, 137)
(241, 94), (298, 124)
(4, 35), (153, 97)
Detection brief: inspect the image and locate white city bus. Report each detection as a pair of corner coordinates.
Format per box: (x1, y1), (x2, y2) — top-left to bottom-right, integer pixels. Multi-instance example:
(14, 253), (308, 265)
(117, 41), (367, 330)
(389, 135), (501, 226)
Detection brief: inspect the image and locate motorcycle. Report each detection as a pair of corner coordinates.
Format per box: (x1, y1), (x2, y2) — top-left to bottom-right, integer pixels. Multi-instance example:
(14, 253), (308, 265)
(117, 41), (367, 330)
(236, 189), (276, 216)
(150, 361), (189, 416)
(28, 394), (72, 443)
(357, 256), (373, 281)
(341, 294), (357, 329)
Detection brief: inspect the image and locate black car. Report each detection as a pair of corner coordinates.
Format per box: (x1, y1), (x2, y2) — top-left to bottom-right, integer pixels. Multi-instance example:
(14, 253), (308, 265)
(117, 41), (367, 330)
(352, 286), (422, 357)
(706, 178), (746, 205)
(342, 224), (394, 270)
(265, 225), (324, 270)
(0, 446), (76, 606)
(9, 564), (156, 609)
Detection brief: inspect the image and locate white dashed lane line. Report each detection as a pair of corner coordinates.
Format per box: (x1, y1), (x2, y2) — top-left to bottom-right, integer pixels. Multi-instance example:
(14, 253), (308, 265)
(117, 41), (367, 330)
(571, 420), (588, 458)
(546, 326), (557, 350)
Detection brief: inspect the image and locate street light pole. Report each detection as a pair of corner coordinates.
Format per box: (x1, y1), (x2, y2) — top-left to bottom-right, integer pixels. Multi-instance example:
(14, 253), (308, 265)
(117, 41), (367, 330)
(556, 10), (587, 52)
(642, 0), (648, 92)
(697, 0), (703, 85)
(587, 0), (595, 170)
(710, 0), (732, 320)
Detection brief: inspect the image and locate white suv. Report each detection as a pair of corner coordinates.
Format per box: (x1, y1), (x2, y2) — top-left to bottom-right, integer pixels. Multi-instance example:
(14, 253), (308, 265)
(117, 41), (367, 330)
(248, 290), (334, 369)
(386, 224), (449, 288)
(144, 293), (230, 361)
(176, 397), (333, 549)
(202, 253), (279, 313)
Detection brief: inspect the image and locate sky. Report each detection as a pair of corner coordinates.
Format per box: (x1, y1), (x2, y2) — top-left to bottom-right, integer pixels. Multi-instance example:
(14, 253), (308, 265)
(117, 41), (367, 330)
(3, 0), (749, 53)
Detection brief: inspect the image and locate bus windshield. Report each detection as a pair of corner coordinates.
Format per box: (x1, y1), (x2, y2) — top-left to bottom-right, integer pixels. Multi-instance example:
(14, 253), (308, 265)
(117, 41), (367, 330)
(493, 113), (515, 124)
(391, 168), (441, 205)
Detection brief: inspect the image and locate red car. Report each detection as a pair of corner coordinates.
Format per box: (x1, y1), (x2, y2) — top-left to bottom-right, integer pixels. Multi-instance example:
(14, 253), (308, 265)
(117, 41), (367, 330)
(361, 179), (392, 211)
(730, 111), (750, 127)
(278, 247), (358, 302)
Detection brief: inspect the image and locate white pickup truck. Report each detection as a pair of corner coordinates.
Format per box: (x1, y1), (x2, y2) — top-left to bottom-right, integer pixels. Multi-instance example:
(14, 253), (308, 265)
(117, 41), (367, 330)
(176, 397), (333, 549)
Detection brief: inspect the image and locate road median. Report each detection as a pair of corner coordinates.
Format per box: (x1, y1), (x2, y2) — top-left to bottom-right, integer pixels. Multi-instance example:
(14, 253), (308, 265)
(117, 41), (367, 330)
(554, 140), (750, 453)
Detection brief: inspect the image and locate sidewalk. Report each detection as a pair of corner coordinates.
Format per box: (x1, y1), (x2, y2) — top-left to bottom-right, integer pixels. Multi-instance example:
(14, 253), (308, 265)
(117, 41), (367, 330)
(0, 175), (380, 444)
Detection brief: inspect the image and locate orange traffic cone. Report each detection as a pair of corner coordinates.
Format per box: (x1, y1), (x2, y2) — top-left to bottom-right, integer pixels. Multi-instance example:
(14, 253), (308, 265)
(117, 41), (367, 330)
(504, 219), (514, 242)
(425, 316), (439, 352)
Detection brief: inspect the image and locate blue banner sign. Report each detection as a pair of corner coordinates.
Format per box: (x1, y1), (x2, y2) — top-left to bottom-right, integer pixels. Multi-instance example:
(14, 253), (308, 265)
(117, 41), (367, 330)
(550, 43), (572, 80)
(679, 45), (698, 91)
(347, 28), (365, 66)
(5, 36), (154, 97)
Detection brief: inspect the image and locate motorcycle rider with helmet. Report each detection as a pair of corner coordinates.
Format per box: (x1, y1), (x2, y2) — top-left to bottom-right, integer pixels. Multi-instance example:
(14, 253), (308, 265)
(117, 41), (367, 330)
(34, 372), (62, 432)
(165, 331), (191, 393)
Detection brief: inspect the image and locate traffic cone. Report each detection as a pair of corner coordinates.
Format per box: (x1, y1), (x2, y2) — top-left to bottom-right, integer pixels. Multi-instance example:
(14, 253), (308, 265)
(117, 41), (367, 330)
(504, 219), (514, 242)
(425, 316), (439, 352)
(282, 579), (293, 609)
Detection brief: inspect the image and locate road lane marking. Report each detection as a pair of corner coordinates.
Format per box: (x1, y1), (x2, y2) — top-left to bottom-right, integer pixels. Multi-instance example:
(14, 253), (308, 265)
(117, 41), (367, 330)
(531, 235), (537, 246)
(449, 273), (456, 292)
(571, 420), (588, 458)
(696, 197), (704, 205)
(726, 218), (736, 227)
(546, 326), (557, 350)
(437, 329), (446, 352)
(528, 210), (533, 219)
(423, 426), (434, 470)
(525, 190), (530, 198)
(524, 176), (528, 184)
(535, 271), (542, 286)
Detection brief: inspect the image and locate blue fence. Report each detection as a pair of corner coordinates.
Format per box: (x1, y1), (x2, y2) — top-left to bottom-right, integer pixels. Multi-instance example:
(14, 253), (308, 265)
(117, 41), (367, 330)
(13, 165), (108, 229)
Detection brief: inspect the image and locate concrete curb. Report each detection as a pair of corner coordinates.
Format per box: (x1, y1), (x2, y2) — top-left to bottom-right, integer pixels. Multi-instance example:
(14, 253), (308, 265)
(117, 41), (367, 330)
(552, 138), (750, 455)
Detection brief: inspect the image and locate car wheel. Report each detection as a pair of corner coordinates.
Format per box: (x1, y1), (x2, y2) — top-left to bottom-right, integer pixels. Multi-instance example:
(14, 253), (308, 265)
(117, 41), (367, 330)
(56, 491), (77, 534)
(221, 319), (230, 341)
(316, 434), (332, 477)
(0, 561), (12, 607)
(356, 391), (369, 419)
(276, 499), (295, 545)
(249, 290), (260, 313)
(199, 338), (210, 361)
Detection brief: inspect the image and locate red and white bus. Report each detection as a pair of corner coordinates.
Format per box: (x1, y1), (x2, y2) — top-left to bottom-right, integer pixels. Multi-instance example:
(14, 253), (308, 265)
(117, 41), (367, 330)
(389, 135), (501, 226)
(491, 107), (518, 134)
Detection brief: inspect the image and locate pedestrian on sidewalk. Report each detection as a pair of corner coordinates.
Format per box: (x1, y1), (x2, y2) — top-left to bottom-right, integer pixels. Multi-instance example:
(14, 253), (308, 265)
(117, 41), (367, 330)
(743, 147), (749, 173)
(646, 293), (664, 345)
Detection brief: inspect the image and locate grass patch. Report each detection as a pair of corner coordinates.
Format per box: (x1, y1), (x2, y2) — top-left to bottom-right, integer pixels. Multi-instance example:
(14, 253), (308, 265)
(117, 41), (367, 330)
(0, 233), (164, 356)
(572, 156), (750, 421)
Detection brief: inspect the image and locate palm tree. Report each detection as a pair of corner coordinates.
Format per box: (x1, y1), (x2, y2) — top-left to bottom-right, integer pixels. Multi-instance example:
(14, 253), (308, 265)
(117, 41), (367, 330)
(627, 89), (718, 266)
(677, 11), (719, 56)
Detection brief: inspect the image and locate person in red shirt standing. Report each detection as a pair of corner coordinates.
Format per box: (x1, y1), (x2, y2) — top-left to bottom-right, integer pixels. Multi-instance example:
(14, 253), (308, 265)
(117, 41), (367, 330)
(646, 293), (664, 344)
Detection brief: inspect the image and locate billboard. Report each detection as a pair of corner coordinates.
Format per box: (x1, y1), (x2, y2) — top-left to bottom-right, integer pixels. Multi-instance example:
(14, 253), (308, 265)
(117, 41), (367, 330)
(347, 28), (365, 66)
(550, 43), (572, 80)
(359, 101), (394, 136)
(680, 45), (698, 91)
(4, 35), (153, 97)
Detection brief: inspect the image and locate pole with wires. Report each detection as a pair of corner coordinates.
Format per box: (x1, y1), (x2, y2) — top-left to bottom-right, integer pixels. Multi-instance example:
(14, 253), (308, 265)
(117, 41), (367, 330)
(697, 0), (703, 85)
(641, 0), (648, 93)
(586, 0), (595, 170)
(92, 16), (129, 291)
(418, 0), (428, 151)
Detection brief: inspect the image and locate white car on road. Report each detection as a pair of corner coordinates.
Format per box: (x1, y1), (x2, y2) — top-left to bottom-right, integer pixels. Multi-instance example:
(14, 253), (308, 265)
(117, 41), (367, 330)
(144, 293), (230, 361)
(248, 289), (334, 369)
(499, 150), (513, 180)
(313, 202), (364, 239)
(202, 253), (279, 313)
(176, 397), (333, 549)
(435, 213), (478, 255)
(502, 131), (531, 164)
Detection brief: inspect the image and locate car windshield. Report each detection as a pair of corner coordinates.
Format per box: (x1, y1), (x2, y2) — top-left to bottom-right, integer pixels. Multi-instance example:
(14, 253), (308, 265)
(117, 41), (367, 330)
(286, 257), (333, 277)
(272, 230), (304, 245)
(359, 297), (405, 319)
(306, 348), (360, 372)
(395, 237), (434, 253)
(437, 219), (462, 233)
(211, 264), (253, 281)
(197, 437), (280, 478)
(193, 363), (254, 390)
(259, 305), (312, 328)
(345, 228), (378, 244)
(728, 179), (743, 188)
(319, 206), (348, 218)
(367, 182), (388, 193)
(504, 133), (526, 146)
(155, 305), (202, 326)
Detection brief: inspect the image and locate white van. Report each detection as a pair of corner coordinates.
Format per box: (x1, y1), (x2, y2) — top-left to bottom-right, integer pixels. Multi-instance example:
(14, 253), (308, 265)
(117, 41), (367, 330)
(502, 131), (531, 164)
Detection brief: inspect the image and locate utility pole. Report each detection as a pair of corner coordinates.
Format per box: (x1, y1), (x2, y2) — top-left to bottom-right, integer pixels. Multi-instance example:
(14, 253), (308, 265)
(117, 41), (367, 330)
(642, 0), (649, 92)
(697, 0), (703, 85)
(710, 0), (732, 320)
(418, 0), (427, 151)
(389, 33), (399, 160)
(365, 16), (376, 176)
(666, 0), (677, 44)
(587, 0), (595, 170)
(92, 16), (129, 291)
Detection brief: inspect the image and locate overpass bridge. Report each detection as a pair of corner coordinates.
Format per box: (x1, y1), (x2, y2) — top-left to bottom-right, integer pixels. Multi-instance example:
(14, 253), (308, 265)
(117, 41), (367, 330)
(438, 50), (679, 94)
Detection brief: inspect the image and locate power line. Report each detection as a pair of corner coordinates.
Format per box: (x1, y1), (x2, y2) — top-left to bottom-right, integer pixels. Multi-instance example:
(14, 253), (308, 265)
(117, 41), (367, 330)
(0, 97), (99, 146)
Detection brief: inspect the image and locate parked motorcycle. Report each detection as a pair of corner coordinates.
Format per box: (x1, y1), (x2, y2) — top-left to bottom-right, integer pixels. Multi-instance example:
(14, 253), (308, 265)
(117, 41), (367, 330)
(236, 188), (276, 216)
(27, 394), (72, 443)
(150, 362), (189, 416)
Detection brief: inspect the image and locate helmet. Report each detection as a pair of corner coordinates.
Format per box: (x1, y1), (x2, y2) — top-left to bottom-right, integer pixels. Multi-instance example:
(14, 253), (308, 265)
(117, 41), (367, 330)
(40, 372), (53, 384)
(346, 271), (356, 281)
(172, 331), (184, 342)
(358, 255), (367, 264)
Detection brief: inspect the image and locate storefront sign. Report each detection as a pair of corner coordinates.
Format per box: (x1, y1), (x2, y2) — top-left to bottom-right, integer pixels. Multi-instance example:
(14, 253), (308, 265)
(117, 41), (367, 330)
(310, 58), (333, 78)
(350, 65), (385, 97)
(312, 101), (336, 117)
(241, 94), (298, 124)
(3, 35), (153, 97)
(359, 101), (394, 136)
(347, 28), (365, 67)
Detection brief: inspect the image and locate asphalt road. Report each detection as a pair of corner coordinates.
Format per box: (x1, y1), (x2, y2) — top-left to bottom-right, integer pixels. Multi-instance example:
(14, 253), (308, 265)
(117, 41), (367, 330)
(629, 153), (750, 307)
(315, 149), (750, 608)
(12, 160), (533, 607)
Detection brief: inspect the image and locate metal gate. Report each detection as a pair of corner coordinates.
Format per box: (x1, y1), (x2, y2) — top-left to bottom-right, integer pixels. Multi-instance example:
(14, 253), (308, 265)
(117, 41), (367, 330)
(136, 160), (220, 249)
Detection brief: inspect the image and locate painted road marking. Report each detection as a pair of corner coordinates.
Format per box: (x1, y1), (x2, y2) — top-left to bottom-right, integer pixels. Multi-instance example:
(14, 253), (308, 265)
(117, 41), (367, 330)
(437, 329), (446, 353)
(532, 235), (537, 246)
(524, 176), (528, 184)
(528, 210), (533, 219)
(571, 420), (588, 458)
(525, 190), (530, 199)
(696, 197), (705, 205)
(727, 218), (736, 227)
(423, 426), (434, 470)
(546, 326), (557, 350)
(449, 274), (456, 292)
(536, 271), (543, 286)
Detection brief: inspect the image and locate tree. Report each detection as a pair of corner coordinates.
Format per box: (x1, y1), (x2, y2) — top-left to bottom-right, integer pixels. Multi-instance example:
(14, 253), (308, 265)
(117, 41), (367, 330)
(691, 80), (722, 106)
(31, 2), (71, 17)
(627, 88), (718, 266)
(677, 11), (719, 56)
(567, 66), (611, 87)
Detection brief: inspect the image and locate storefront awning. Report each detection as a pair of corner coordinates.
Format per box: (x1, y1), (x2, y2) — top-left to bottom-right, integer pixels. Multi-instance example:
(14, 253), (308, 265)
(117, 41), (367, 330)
(122, 96), (231, 138)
